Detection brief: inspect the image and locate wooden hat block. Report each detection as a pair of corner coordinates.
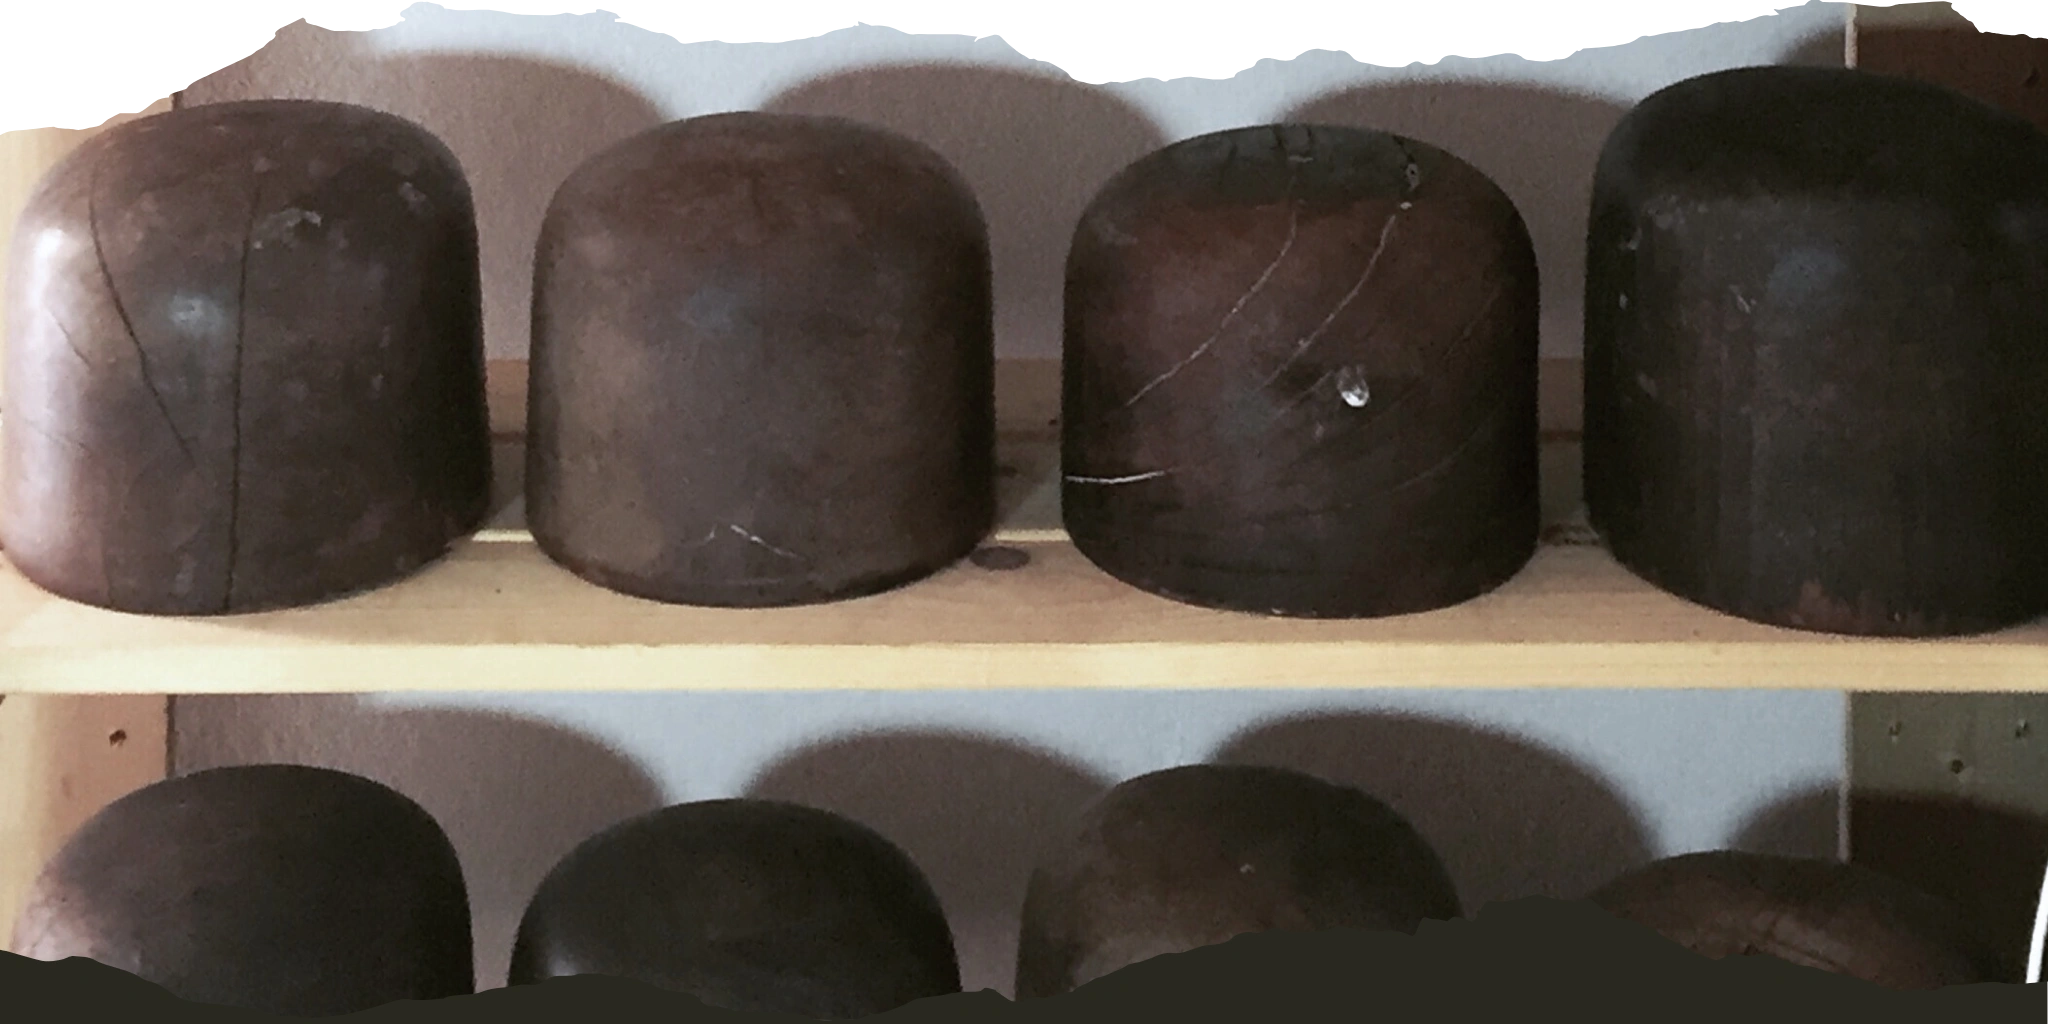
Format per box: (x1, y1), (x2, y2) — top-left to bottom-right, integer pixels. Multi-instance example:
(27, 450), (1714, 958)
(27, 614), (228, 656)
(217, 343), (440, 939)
(508, 798), (960, 1019)
(1, 99), (491, 615)
(10, 764), (475, 1015)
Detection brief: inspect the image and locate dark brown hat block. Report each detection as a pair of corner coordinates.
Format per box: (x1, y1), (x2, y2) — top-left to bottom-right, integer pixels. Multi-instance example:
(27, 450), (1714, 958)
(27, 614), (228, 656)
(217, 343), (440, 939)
(525, 111), (996, 608)
(1587, 850), (1990, 990)
(1060, 123), (1540, 619)
(0, 99), (492, 615)
(508, 798), (960, 1019)
(1014, 763), (1461, 999)
(9, 764), (474, 1015)
(1583, 66), (2048, 637)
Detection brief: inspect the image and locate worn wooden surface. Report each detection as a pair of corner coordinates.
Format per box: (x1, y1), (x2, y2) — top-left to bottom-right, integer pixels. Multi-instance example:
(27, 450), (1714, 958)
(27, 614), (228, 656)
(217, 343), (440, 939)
(1582, 64), (2048, 637)
(3, 99), (493, 615)
(1059, 124), (1540, 619)
(525, 113), (995, 608)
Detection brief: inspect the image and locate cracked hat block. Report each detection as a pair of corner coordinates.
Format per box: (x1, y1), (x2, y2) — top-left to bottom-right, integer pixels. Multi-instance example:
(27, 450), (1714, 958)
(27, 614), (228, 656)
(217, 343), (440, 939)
(1013, 764), (1462, 999)
(0, 99), (492, 615)
(525, 112), (995, 607)
(1060, 123), (1540, 619)
(9, 764), (475, 1015)
(1587, 850), (1991, 990)
(507, 799), (961, 1019)
(1583, 66), (2048, 637)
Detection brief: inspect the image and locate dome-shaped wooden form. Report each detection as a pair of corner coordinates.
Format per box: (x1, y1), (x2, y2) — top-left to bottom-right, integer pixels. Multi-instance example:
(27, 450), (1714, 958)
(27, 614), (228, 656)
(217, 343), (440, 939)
(1587, 850), (1990, 990)
(526, 112), (995, 608)
(0, 99), (491, 615)
(1583, 66), (2048, 637)
(9, 764), (473, 1015)
(1060, 123), (1539, 618)
(1014, 763), (1460, 999)
(508, 799), (959, 1019)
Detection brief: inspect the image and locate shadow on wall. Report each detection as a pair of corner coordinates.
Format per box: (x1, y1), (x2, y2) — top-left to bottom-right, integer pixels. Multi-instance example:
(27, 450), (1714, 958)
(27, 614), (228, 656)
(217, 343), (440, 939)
(742, 729), (1113, 997)
(1212, 711), (1655, 913)
(1730, 782), (1842, 861)
(179, 22), (669, 361)
(1286, 83), (1628, 359)
(169, 695), (667, 990)
(762, 63), (1167, 361)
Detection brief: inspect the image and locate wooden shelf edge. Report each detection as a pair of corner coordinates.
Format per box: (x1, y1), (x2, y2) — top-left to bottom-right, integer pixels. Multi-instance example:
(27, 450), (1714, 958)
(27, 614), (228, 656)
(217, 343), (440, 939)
(2, 641), (2043, 694)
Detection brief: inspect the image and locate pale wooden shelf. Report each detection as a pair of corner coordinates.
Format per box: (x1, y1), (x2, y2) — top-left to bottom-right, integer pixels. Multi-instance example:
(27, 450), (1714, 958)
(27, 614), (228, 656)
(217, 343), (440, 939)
(6, 410), (2048, 692)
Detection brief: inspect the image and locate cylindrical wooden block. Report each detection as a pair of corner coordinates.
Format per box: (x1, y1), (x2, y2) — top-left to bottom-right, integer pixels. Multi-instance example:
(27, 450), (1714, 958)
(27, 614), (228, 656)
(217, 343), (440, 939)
(1587, 850), (1990, 990)
(508, 799), (959, 1018)
(526, 112), (994, 607)
(9, 764), (474, 1015)
(0, 99), (492, 615)
(1061, 123), (1539, 618)
(1014, 764), (1460, 999)
(1583, 66), (2048, 637)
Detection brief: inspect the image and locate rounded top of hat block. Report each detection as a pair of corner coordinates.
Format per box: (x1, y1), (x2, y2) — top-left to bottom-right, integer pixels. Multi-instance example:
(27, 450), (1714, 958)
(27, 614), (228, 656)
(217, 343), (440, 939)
(541, 110), (985, 254)
(1, 97), (490, 615)
(1587, 850), (1989, 989)
(509, 798), (960, 1019)
(1079, 120), (1523, 230)
(1600, 65), (2048, 202)
(12, 98), (472, 248)
(1015, 764), (1462, 998)
(9, 764), (474, 1015)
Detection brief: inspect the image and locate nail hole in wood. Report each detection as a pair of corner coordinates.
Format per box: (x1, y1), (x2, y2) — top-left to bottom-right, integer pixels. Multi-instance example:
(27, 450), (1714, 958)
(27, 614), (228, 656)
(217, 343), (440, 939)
(1948, 757), (1967, 775)
(1886, 720), (1902, 740)
(970, 546), (1030, 571)
(2017, 720), (2032, 739)
(108, 730), (127, 747)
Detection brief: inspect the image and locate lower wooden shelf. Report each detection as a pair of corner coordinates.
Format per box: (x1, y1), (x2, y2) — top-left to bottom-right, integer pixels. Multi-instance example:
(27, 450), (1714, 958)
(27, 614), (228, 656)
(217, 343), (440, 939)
(6, 432), (2048, 693)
